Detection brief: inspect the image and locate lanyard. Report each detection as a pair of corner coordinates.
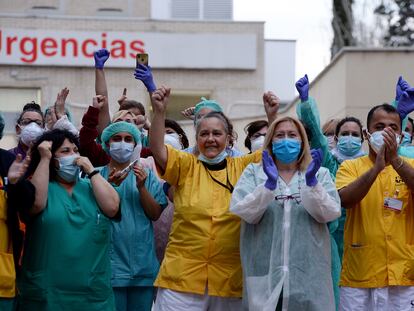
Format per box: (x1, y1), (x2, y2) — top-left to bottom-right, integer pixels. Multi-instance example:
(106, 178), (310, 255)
(202, 162), (234, 193)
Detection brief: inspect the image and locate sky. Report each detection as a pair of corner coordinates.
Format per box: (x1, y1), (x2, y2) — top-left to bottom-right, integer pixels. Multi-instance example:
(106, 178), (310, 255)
(233, 0), (333, 82)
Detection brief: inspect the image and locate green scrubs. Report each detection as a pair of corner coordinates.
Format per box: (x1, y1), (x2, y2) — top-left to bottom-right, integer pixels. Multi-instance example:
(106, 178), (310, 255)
(19, 179), (115, 311)
(297, 97), (342, 310)
(99, 166), (167, 311)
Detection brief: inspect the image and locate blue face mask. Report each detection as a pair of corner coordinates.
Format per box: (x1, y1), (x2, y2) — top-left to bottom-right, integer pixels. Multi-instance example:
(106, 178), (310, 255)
(272, 138), (301, 164)
(198, 149), (228, 165)
(56, 154), (80, 183)
(401, 131), (412, 146)
(337, 135), (362, 156)
(109, 141), (134, 163)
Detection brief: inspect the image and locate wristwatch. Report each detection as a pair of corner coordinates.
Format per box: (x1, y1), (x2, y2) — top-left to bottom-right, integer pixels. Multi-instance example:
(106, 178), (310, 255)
(87, 170), (100, 179)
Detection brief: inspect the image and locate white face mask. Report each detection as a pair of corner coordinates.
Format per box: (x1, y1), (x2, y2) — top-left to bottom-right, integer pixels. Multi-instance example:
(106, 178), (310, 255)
(164, 133), (182, 150)
(368, 130), (401, 153)
(251, 135), (265, 152)
(20, 122), (44, 146)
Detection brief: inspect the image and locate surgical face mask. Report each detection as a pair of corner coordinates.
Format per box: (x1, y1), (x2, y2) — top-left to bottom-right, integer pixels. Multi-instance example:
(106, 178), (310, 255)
(401, 131), (412, 146)
(56, 154), (80, 183)
(109, 141), (134, 163)
(20, 122), (44, 146)
(198, 149), (228, 165)
(164, 133), (182, 150)
(367, 130), (401, 153)
(326, 135), (336, 151)
(337, 135), (362, 157)
(251, 136), (265, 152)
(368, 131), (384, 153)
(272, 138), (301, 164)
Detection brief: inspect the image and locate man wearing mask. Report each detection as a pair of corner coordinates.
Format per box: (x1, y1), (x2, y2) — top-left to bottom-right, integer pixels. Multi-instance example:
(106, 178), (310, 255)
(336, 97), (414, 310)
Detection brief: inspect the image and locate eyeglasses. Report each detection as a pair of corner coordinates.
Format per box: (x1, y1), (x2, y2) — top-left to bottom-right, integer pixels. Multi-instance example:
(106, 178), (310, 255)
(275, 193), (301, 205)
(20, 119), (43, 126)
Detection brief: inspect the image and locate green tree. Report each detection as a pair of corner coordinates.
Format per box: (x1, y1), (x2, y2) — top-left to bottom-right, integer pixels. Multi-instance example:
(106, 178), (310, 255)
(375, 0), (414, 46)
(331, 0), (356, 59)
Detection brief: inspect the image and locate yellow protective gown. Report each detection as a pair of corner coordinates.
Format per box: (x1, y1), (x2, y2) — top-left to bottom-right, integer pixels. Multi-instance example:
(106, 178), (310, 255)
(154, 145), (260, 297)
(0, 177), (15, 298)
(336, 156), (414, 287)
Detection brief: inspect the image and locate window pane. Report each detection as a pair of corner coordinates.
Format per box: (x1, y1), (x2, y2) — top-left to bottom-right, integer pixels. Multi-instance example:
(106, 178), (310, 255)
(0, 87), (41, 133)
(164, 91), (211, 121)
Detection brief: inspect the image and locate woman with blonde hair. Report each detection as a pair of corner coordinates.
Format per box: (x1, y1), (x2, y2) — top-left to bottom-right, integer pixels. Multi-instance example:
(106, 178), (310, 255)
(230, 116), (341, 311)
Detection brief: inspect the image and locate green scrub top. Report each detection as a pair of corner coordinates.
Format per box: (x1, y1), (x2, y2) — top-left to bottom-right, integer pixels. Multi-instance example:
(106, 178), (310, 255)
(19, 179), (115, 311)
(99, 166), (167, 287)
(296, 97), (342, 310)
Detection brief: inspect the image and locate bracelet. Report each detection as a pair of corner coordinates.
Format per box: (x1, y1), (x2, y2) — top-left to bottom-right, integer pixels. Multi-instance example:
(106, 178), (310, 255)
(88, 170), (100, 179)
(395, 158), (404, 170)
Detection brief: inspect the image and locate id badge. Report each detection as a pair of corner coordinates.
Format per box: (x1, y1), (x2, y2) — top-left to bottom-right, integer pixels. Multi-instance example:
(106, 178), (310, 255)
(384, 197), (403, 211)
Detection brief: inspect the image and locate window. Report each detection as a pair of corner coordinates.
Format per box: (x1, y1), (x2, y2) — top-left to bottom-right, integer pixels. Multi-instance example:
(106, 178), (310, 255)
(0, 87), (41, 134)
(150, 91), (211, 121)
(168, 0), (232, 20)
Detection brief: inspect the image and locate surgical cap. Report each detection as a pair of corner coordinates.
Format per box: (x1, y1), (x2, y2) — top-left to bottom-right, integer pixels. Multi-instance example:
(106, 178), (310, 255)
(101, 121), (141, 152)
(194, 97), (223, 115)
(0, 113), (4, 139)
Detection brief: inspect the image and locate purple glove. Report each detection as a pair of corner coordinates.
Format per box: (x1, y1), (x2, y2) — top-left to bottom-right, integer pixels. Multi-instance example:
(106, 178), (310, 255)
(305, 148), (322, 187)
(295, 74), (309, 102)
(94, 49), (110, 69)
(395, 76), (411, 101)
(262, 150), (278, 190)
(398, 88), (414, 120)
(134, 64), (157, 93)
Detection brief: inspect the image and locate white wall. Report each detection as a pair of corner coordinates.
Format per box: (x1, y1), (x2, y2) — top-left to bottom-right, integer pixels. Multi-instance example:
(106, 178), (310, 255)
(264, 40), (295, 102)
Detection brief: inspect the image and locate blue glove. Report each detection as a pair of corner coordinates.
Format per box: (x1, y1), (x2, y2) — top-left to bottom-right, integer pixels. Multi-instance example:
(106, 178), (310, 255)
(94, 49), (110, 69)
(396, 76), (411, 101)
(398, 88), (414, 120)
(262, 150), (278, 190)
(134, 64), (157, 93)
(295, 74), (309, 102)
(305, 148), (322, 187)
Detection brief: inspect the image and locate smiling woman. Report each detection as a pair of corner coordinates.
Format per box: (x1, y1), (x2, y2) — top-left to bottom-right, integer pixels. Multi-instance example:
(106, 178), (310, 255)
(148, 86), (277, 311)
(196, 112), (232, 162)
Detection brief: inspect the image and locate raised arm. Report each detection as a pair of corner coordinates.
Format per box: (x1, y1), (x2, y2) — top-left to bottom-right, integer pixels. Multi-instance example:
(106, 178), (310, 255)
(262, 91), (279, 125)
(79, 95), (110, 167)
(30, 141), (52, 215)
(52, 87), (79, 135)
(134, 64), (157, 93)
(295, 74), (338, 175)
(94, 48), (111, 135)
(76, 156), (120, 218)
(149, 86), (171, 173)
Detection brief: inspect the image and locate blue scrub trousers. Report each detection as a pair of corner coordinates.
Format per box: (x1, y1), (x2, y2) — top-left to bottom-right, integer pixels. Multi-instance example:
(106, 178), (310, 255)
(113, 286), (154, 311)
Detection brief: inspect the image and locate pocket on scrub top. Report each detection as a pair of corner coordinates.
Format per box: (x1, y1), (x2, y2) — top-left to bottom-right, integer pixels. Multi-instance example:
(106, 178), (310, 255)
(0, 252), (15, 290)
(343, 244), (375, 282)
